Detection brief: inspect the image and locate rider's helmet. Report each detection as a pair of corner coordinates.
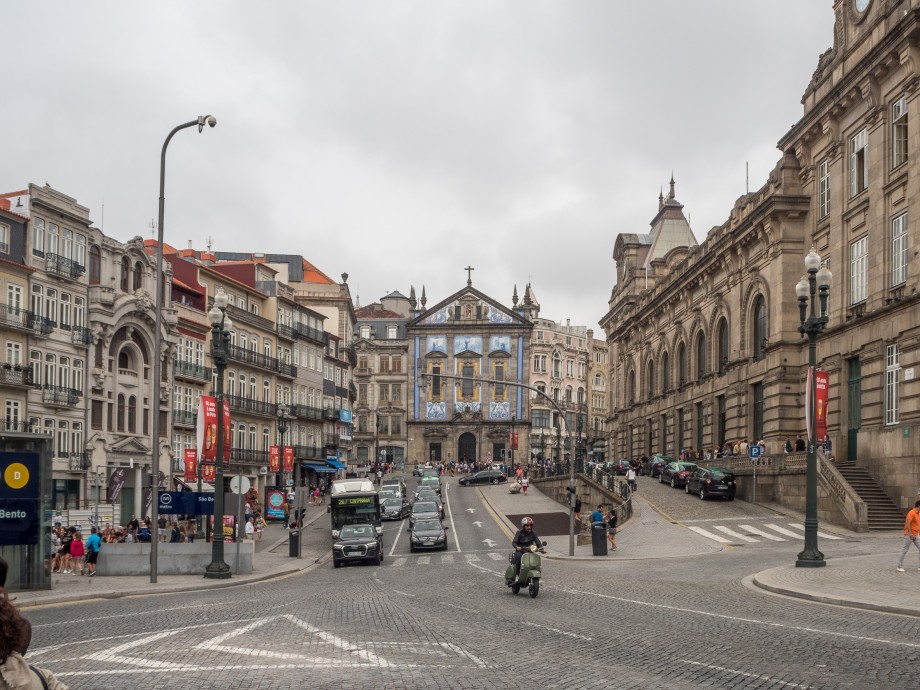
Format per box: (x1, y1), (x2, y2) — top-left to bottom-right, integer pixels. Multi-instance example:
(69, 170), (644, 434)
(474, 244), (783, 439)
(521, 517), (533, 528)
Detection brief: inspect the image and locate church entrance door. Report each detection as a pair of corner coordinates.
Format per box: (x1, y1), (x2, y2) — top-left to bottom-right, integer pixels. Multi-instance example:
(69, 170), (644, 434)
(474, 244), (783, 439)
(458, 432), (477, 464)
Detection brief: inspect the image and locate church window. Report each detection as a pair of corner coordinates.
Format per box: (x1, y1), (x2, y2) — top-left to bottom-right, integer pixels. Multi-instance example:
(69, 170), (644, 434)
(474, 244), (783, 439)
(849, 128), (868, 197)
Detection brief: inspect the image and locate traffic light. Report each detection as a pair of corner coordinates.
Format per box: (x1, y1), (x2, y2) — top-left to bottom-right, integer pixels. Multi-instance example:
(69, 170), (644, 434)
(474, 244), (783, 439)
(500, 449), (505, 460)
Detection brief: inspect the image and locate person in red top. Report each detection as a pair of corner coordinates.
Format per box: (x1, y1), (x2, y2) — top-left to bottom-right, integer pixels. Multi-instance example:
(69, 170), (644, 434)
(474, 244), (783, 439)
(896, 499), (920, 572)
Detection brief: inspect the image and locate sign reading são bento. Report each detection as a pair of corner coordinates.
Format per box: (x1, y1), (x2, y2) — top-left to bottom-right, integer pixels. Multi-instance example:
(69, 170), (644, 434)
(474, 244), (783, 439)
(0, 452), (40, 546)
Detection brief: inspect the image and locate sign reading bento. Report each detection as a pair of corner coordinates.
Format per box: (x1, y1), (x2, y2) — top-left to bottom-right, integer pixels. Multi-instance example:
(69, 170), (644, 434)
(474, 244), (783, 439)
(0, 452), (40, 546)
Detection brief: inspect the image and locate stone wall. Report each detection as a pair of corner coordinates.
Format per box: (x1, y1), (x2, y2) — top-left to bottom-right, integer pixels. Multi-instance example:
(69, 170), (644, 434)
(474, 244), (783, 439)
(97, 541), (254, 576)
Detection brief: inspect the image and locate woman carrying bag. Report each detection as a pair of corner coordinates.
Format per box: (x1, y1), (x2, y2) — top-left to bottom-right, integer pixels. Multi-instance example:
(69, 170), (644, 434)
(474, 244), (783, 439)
(606, 507), (618, 551)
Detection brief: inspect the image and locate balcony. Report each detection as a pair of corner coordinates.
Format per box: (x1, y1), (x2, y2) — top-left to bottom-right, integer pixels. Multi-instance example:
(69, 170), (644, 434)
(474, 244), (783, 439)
(290, 404), (323, 422)
(224, 303), (275, 332)
(231, 448), (270, 465)
(354, 367), (372, 377)
(322, 407), (339, 422)
(0, 365), (33, 388)
(225, 343), (282, 374)
(0, 304), (32, 331)
(67, 452), (91, 471)
(71, 325), (93, 346)
(172, 409), (197, 428)
(293, 445), (325, 461)
(42, 385), (81, 407)
(1, 419), (47, 434)
(323, 433), (342, 447)
(28, 313), (54, 336)
(45, 253), (85, 280)
(293, 322), (326, 346)
(222, 393), (278, 418)
(89, 285), (115, 306)
(173, 358), (212, 382)
(277, 323), (296, 341)
(277, 361), (297, 378)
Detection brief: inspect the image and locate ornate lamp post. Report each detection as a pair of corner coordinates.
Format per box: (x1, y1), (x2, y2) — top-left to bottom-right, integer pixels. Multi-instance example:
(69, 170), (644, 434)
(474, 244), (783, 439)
(204, 289), (232, 579)
(276, 404), (289, 489)
(794, 247), (832, 569)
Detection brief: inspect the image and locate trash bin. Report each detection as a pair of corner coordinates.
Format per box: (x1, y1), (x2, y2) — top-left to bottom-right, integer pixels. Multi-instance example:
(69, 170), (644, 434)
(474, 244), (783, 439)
(289, 530), (300, 557)
(591, 522), (608, 556)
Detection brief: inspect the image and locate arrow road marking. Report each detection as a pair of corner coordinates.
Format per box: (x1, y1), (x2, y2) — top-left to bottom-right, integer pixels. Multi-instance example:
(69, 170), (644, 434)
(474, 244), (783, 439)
(482, 538), (497, 548)
(466, 508), (477, 513)
(472, 521), (483, 527)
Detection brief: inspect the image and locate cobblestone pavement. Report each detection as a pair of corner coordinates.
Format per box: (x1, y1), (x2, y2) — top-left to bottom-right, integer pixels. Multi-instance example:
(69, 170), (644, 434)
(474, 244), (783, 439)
(15, 478), (919, 688)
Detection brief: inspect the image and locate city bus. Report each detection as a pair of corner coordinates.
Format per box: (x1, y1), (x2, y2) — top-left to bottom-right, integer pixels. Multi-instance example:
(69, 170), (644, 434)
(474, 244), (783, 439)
(328, 491), (382, 539)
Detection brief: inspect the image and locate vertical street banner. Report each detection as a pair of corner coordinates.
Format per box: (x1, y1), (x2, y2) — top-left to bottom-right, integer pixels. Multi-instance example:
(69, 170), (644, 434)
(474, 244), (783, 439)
(198, 396), (218, 462)
(511, 432), (519, 450)
(184, 449), (198, 482)
(269, 446), (281, 473)
(815, 369), (829, 442)
(283, 446), (294, 472)
(202, 463), (215, 483)
(106, 467), (127, 502)
(222, 399), (232, 464)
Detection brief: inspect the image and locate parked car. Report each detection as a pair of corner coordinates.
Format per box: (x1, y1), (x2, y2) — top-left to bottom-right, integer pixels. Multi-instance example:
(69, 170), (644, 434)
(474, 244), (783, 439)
(659, 461), (698, 488)
(686, 467), (736, 501)
(642, 455), (674, 478)
(610, 460), (631, 476)
(410, 500), (441, 526)
(457, 470), (507, 486)
(381, 497), (411, 520)
(408, 519), (448, 552)
(332, 524), (383, 568)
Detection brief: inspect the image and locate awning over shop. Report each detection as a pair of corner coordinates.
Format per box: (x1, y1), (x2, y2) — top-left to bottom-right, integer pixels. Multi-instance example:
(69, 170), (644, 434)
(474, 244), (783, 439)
(305, 464), (336, 474)
(326, 460), (346, 470)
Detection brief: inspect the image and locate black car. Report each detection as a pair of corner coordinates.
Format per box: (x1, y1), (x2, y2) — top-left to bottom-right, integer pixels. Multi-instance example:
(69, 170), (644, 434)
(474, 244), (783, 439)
(332, 524), (383, 568)
(417, 475), (442, 496)
(611, 460), (631, 476)
(686, 467), (736, 501)
(457, 470), (507, 486)
(642, 455), (674, 477)
(659, 462), (698, 488)
(414, 489), (445, 518)
(408, 519), (448, 552)
(410, 500), (441, 526)
(381, 497), (411, 520)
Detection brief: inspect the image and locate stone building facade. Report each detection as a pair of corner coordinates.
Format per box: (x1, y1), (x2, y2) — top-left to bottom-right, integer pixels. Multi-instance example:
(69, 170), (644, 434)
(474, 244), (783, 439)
(601, 0), (920, 509)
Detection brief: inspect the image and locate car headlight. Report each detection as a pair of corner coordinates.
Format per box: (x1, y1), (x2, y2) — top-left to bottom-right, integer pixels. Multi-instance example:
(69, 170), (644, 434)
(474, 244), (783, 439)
(366, 543), (377, 551)
(333, 544), (343, 551)
(411, 534), (421, 543)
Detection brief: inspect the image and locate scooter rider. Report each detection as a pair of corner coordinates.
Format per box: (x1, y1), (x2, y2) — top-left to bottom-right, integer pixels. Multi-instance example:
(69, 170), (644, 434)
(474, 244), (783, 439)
(512, 517), (546, 575)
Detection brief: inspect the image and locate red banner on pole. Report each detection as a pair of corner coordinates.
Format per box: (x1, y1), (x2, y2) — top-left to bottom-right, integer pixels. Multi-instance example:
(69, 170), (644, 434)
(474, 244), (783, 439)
(222, 399), (232, 464)
(511, 432), (519, 450)
(269, 446), (281, 473)
(202, 463), (215, 483)
(198, 396), (218, 462)
(815, 369), (829, 442)
(283, 446), (294, 472)
(184, 449), (198, 482)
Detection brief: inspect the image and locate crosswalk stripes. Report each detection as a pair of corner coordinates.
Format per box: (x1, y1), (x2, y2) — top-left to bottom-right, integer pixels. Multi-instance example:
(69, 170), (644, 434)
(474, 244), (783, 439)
(392, 558), (407, 567)
(417, 556), (431, 565)
(464, 553), (481, 563)
(375, 551), (507, 568)
(441, 554), (454, 564)
(487, 552), (505, 561)
(686, 521), (846, 545)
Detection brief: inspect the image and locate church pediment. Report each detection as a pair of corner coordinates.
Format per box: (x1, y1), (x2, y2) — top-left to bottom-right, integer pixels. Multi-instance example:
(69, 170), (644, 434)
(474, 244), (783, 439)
(110, 437), (151, 454)
(411, 286), (529, 327)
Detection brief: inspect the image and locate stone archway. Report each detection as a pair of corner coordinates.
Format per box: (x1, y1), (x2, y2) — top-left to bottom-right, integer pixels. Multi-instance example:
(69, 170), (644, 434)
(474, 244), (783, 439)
(458, 432), (477, 464)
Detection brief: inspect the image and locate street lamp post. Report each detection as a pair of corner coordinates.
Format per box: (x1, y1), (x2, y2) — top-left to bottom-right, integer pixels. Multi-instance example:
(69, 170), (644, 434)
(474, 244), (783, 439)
(277, 405), (289, 489)
(150, 114), (217, 584)
(794, 247), (832, 569)
(205, 289), (232, 579)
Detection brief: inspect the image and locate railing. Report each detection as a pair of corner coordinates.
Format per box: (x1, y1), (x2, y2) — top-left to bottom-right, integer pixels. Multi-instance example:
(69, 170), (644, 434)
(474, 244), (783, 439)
(222, 394), (277, 418)
(277, 323), (296, 341)
(323, 433), (341, 446)
(293, 322), (326, 346)
(0, 304), (32, 329)
(225, 343), (282, 373)
(28, 313), (54, 335)
(294, 445), (325, 461)
(225, 303), (275, 332)
(817, 450), (867, 531)
(173, 358), (212, 382)
(0, 365), (32, 387)
(323, 407), (339, 421)
(231, 448), (270, 464)
(42, 385), (81, 406)
(172, 409), (197, 427)
(290, 404), (323, 421)
(67, 452), (91, 471)
(354, 367), (373, 376)
(1, 419), (47, 434)
(277, 361), (297, 378)
(45, 253), (85, 279)
(71, 325), (93, 345)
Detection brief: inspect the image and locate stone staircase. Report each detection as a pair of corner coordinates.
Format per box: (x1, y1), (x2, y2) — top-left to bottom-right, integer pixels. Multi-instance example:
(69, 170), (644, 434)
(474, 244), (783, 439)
(834, 461), (903, 530)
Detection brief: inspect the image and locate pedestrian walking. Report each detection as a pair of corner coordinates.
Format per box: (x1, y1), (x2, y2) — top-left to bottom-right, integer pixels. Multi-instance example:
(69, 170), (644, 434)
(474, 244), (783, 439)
(59, 528), (74, 574)
(84, 527), (101, 577)
(69, 532), (85, 575)
(245, 518), (255, 540)
(897, 499), (920, 572)
(606, 507), (618, 551)
(186, 519), (197, 544)
(626, 466), (637, 493)
(157, 515), (168, 543)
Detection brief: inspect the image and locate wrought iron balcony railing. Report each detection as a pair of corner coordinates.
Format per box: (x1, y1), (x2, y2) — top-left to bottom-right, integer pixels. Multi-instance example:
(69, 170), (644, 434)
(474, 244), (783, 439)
(173, 358), (212, 382)
(45, 253), (85, 279)
(28, 313), (54, 335)
(71, 325), (93, 346)
(42, 385), (81, 407)
(172, 409), (197, 427)
(0, 304), (32, 330)
(222, 394), (278, 418)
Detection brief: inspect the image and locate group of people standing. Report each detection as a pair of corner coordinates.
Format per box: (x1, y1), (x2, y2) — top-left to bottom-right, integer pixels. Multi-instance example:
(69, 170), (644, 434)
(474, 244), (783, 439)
(49, 525), (101, 577)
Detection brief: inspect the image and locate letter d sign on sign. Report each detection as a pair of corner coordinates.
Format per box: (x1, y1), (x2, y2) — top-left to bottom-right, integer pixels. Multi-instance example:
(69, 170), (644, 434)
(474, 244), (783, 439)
(4, 463), (29, 490)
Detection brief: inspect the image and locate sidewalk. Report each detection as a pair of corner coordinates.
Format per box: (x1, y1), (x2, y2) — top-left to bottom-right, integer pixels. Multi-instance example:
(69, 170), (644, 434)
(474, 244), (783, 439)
(476, 480), (920, 618)
(12, 503), (332, 609)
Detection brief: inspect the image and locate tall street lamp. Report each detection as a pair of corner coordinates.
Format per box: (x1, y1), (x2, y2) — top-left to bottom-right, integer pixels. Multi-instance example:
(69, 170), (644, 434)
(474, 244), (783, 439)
(277, 404), (289, 489)
(205, 289), (232, 579)
(150, 114), (217, 584)
(794, 247), (832, 569)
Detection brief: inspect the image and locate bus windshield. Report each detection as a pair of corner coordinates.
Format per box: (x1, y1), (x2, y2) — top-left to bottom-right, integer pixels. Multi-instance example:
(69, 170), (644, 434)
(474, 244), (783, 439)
(329, 492), (381, 536)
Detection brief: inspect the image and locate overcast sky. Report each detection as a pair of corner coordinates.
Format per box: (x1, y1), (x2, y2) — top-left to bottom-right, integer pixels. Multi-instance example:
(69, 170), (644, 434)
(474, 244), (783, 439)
(3, 1), (831, 331)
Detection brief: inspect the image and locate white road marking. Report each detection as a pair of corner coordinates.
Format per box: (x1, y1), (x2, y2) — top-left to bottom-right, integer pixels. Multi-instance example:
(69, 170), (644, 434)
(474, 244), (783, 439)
(466, 508), (477, 513)
(687, 526), (732, 543)
(763, 524), (804, 538)
(487, 552), (505, 561)
(482, 538), (497, 548)
(472, 520), (483, 527)
(521, 621), (592, 641)
(739, 525), (786, 541)
(439, 601), (477, 613)
(84, 630), (186, 669)
(388, 519), (406, 557)
(714, 526), (758, 543)
(441, 554), (454, 564)
(391, 590), (415, 598)
(418, 556), (431, 565)
(391, 557), (407, 567)
(785, 522), (843, 540)
(464, 553), (481, 562)
(30, 604), (217, 628)
(682, 660), (809, 688)
(441, 641), (488, 668)
(447, 489), (462, 552)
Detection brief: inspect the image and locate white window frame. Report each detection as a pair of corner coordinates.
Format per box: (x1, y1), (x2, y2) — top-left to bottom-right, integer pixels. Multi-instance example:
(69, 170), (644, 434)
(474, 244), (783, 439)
(818, 159), (830, 219)
(850, 236), (868, 304)
(886, 343), (900, 425)
(892, 96), (908, 169)
(892, 213), (908, 287)
(849, 129), (868, 198)
(32, 217), (44, 257)
(0, 222), (9, 254)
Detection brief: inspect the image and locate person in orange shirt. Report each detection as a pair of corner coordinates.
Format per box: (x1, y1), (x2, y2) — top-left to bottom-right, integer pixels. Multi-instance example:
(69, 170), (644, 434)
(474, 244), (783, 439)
(896, 500), (920, 572)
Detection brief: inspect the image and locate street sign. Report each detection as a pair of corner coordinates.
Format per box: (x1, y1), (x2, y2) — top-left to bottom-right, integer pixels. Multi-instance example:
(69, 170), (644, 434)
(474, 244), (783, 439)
(230, 476), (251, 494)
(0, 452), (40, 546)
(749, 445), (762, 459)
(286, 479), (294, 487)
(158, 491), (214, 515)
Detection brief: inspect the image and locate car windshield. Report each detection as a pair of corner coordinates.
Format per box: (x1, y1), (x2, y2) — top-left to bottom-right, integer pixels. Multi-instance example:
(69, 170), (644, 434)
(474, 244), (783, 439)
(413, 520), (442, 532)
(382, 499), (402, 508)
(339, 526), (375, 539)
(413, 502), (437, 513)
(677, 463), (697, 472)
(711, 470), (733, 481)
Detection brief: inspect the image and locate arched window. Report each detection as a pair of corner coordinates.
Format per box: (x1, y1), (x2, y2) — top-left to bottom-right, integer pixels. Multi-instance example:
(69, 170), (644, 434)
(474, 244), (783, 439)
(128, 396), (137, 433)
(677, 343), (687, 387)
(117, 393), (126, 432)
(120, 257), (130, 292)
(696, 331), (707, 382)
(646, 359), (655, 399)
(627, 370), (636, 405)
(577, 387), (585, 405)
(552, 354), (561, 378)
(661, 352), (670, 393)
(753, 295), (768, 361)
(717, 318), (729, 374)
(565, 386), (573, 403)
(133, 261), (143, 291)
(89, 245), (101, 285)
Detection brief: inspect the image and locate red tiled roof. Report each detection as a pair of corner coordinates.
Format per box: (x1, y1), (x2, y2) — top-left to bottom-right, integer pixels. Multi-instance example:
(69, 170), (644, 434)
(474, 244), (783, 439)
(0, 256), (34, 271)
(172, 277), (203, 295)
(301, 258), (335, 284)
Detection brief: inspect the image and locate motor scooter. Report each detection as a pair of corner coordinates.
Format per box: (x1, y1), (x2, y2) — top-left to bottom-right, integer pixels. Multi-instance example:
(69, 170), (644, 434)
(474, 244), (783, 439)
(504, 544), (545, 598)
